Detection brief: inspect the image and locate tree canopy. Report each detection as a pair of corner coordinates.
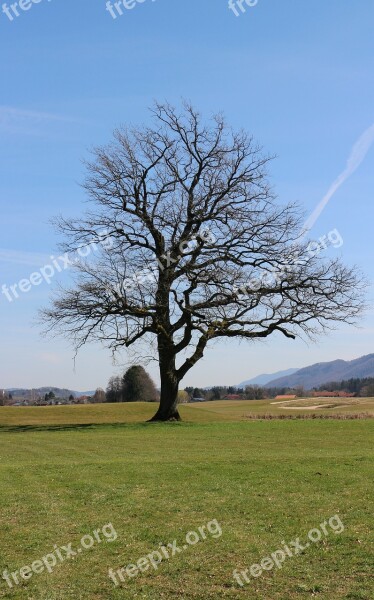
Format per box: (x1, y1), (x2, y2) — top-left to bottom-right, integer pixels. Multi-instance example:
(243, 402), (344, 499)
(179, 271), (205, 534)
(122, 365), (158, 403)
(41, 101), (366, 421)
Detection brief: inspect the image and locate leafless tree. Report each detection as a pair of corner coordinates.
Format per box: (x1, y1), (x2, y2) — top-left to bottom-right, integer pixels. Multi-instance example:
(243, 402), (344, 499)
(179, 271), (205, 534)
(41, 102), (366, 421)
(106, 376), (123, 403)
(92, 388), (106, 404)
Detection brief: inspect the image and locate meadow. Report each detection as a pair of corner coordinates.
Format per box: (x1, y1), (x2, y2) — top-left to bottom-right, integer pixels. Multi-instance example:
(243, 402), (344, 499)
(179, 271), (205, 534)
(0, 401), (373, 599)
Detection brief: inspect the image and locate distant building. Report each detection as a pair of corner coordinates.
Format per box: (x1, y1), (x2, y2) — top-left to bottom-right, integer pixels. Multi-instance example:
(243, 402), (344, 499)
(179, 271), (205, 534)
(75, 396), (90, 404)
(275, 394), (297, 400)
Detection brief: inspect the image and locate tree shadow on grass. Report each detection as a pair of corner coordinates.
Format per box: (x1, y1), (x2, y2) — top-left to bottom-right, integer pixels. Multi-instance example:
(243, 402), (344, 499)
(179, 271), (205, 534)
(0, 421), (186, 434)
(0, 423), (101, 434)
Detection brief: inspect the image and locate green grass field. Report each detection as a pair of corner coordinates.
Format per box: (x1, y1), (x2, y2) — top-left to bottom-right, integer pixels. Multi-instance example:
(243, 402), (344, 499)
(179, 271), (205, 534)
(0, 403), (373, 599)
(1, 397), (373, 429)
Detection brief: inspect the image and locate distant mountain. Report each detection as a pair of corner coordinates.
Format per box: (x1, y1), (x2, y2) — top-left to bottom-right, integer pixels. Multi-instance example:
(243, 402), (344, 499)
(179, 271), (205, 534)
(267, 354), (374, 389)
(238, 368), (299, 388)
(6, 387), (96, 398)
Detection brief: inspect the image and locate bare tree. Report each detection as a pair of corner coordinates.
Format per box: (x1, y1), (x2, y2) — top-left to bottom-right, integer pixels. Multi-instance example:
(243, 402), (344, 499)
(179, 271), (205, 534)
(41, 102), (366, 421)
(92, 388), (106, 404)
(106, 376), (123, 403)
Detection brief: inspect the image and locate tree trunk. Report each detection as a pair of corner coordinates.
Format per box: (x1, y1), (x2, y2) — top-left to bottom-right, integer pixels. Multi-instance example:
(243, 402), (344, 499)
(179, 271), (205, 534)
(150, 280), (181, 422)
(149, 358), (180, 422)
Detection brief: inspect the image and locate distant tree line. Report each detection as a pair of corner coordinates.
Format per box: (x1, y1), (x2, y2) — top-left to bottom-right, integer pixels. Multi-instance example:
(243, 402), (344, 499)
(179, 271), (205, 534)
(183, 378), (374, 400)
(3, 375), (372, 409)
(185, 385), (304, 401)
(315, 377), (374, 397)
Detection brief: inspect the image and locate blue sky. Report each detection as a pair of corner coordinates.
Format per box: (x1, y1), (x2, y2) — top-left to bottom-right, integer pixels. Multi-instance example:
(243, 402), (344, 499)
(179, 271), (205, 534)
(0, 0), (373, 390)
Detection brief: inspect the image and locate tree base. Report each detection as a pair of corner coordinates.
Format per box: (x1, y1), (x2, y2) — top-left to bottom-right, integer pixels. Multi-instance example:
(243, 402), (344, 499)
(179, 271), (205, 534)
(147, 409), (181, 422)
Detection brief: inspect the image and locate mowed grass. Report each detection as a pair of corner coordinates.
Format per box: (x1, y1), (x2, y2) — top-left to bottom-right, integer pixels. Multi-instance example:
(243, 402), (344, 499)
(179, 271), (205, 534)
(1, 397), (373, 430)
(0, 406), (373, 599)
(191, 398), (374, 420)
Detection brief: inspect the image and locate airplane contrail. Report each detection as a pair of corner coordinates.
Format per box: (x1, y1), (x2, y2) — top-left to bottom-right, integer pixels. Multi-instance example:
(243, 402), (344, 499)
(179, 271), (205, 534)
(301, 121), (374, 236)
(0, 248), (50, 267)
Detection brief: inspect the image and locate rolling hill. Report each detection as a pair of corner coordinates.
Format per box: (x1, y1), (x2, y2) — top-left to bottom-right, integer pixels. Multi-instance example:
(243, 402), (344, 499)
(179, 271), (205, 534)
(238, 368), (299, 387)
(267, 353), (374, 389)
